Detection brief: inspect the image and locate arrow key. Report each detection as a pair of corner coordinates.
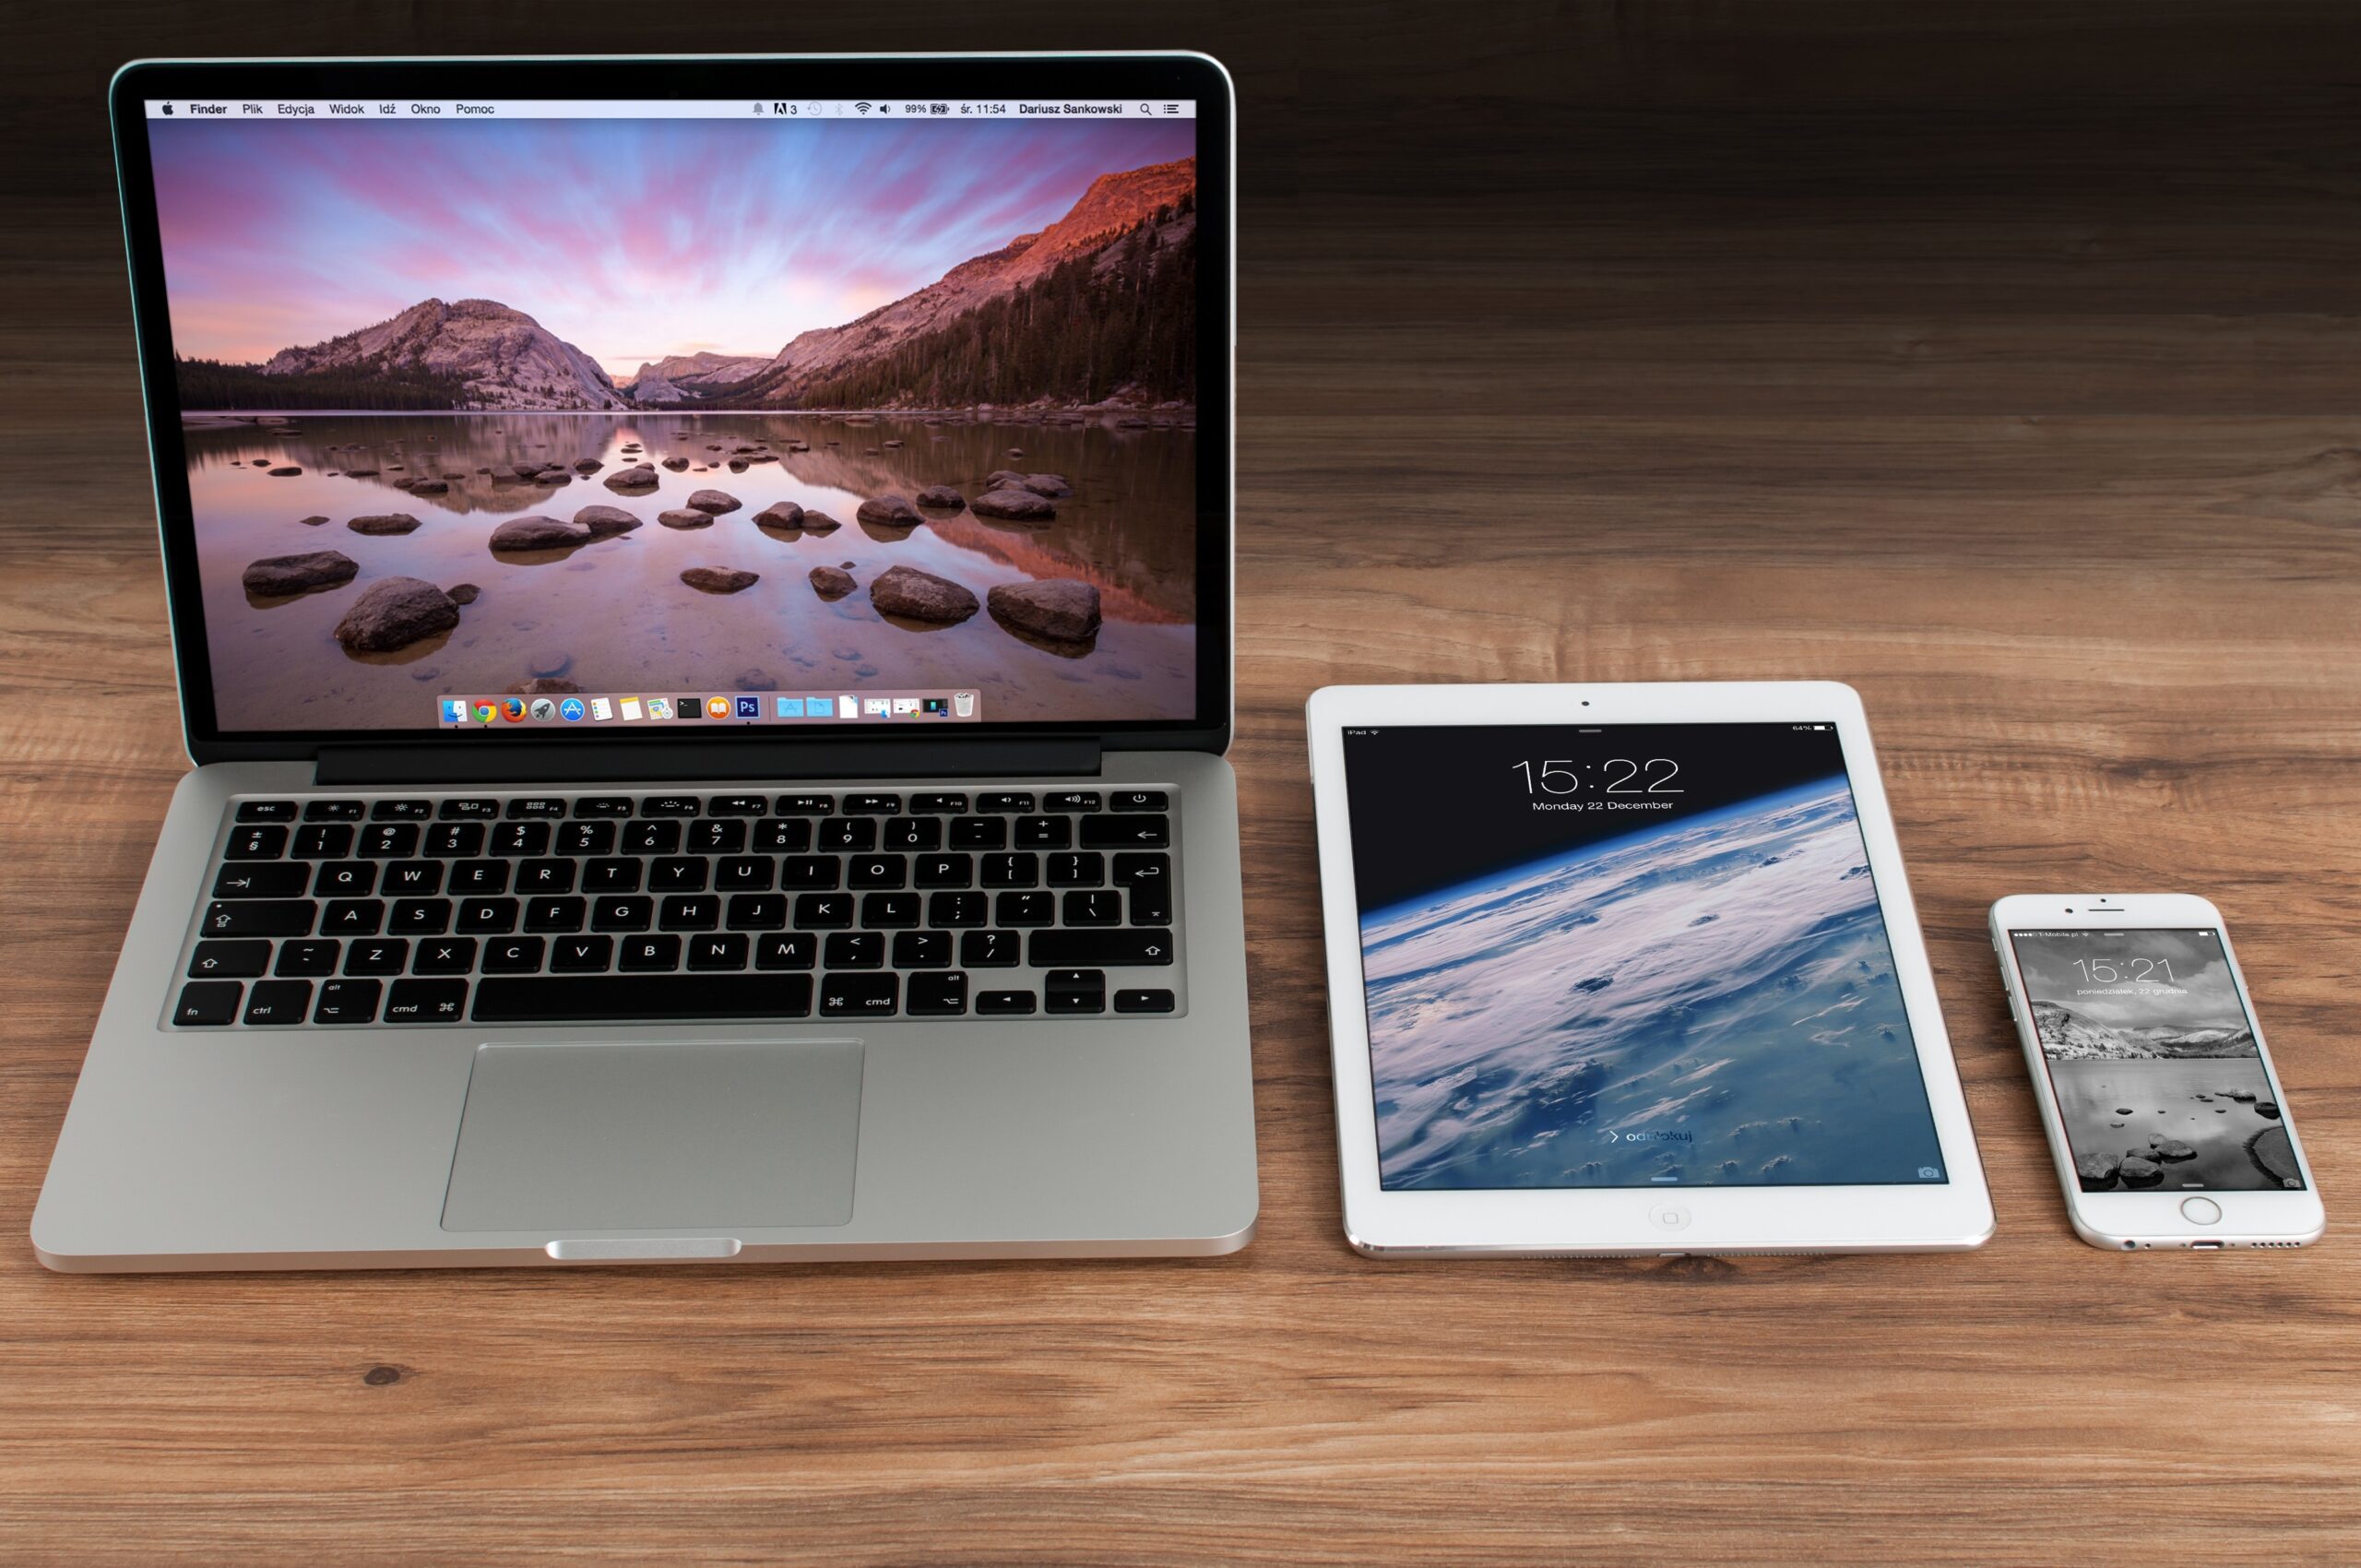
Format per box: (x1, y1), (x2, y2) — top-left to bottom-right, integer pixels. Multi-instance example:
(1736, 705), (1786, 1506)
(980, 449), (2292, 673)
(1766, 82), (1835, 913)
(188, 939), (270, 979)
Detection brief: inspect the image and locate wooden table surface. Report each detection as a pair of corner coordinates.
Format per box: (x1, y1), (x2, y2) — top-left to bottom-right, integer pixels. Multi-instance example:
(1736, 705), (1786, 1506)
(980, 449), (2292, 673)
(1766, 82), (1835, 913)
(6, 4), (2361, 1562)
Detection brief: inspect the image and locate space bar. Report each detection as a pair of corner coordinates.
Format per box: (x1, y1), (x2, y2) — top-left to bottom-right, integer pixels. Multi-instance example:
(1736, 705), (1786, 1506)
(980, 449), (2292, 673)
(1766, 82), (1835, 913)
(472, 974), (813, 1022)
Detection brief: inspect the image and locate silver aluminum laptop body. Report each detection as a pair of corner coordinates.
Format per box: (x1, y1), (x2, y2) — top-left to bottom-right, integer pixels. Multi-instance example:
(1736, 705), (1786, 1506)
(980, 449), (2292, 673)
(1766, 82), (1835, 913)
(34, 53), (1253, 1270)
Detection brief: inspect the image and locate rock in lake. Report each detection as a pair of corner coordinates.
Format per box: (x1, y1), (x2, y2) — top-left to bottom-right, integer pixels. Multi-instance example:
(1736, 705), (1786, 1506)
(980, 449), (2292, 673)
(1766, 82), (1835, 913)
(857, 494), (922, 528)
(489, 515), (592, 552)
(504, 677), (582, 695)
(605, 465), (660, 491)
(754, 501), (805, 529)
(661, 456), (690, 470)
(687, 488), (742, 515)
(390, 477), (418, 490)
(573, 457), (603, 472)
(988, 579), (1101, 643)
(970, 486), (1056, 522)
(406, 478), (449, 494)
(571, 505), (643, 539)
(2118, 1156), (2165, 1186)
(2153, 1139), (2197, 1161)
(985, 468), (1027, 490)
(267, 466), (302, 477)
(342, 467), (380, 478)
(870, 564), (979, 624)
(658, 508), (715, 529)
(914, 485), (966, 509)
(242, 551), (359, 596)
(1005, 447), (1024, 457)
(447, 583), (481, 605)
(347, 513), (422, 535)
(298, 515), (329, 527)
(883, 439), (903, 448)
(2076, 1153), (2120, 1188)
(808, 565), (855, 600)
(333, 576), (460, 652)
(682, 566), (760, 594)
(1021, 472), (1073, 498)
(800, 511), (842, 533)
(2257, 1101), (2282, 1120)
(533, 470), (572, 485)
(733, 669), (777, 692)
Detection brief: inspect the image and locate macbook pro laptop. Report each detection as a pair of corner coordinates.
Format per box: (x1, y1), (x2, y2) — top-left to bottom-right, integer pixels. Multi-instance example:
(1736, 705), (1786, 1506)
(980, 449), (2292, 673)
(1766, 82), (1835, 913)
(33, 53), (1254, 1270)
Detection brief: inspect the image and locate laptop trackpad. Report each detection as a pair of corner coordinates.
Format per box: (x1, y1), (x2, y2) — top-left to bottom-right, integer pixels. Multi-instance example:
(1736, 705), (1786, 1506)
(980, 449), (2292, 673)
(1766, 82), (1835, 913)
(441, 1040), (862, 1232)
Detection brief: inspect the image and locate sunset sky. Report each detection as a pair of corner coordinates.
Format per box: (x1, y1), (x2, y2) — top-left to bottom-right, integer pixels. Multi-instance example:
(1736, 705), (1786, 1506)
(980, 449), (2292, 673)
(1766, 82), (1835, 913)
(148, 115), (1195, 377)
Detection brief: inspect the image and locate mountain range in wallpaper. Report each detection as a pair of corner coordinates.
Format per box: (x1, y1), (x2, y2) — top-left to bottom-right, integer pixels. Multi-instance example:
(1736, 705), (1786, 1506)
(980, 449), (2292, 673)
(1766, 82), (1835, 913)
(2031, 999), (2258, 1061)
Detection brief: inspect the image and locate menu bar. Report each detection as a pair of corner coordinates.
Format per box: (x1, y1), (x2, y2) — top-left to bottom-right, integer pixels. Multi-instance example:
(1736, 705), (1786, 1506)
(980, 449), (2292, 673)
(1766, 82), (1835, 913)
(146, 99), (1197, 121)
(440, 690), (983, 728)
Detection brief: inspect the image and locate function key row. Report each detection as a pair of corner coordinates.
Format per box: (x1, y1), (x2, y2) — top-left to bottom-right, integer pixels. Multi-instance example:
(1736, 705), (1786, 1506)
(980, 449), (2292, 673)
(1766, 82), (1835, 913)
(237, 790), (1169, 825)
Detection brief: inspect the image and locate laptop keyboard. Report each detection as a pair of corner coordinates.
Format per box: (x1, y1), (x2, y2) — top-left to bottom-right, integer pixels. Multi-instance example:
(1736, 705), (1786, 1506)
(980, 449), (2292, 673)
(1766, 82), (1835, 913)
(173, 789), (1180, 1028)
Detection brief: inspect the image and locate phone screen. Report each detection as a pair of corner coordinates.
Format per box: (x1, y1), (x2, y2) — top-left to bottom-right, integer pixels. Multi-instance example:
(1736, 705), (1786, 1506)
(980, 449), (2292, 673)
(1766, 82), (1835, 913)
(2007, 928), (2302, 1193)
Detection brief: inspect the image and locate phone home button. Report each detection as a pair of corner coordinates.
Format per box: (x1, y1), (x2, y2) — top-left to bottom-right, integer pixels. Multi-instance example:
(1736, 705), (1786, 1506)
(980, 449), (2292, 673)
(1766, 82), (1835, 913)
(2180, 1196), (2223, 1226)
(1650, 1204), (1691, 1232)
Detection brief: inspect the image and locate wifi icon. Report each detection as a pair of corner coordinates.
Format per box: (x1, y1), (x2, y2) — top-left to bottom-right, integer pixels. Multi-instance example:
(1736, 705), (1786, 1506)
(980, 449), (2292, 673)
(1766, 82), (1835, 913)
(855, 101), (872, 114)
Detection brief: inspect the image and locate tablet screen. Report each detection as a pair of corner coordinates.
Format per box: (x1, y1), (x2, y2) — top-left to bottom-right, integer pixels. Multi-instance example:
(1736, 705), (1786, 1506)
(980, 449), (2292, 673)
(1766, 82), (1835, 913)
(1340, 722), (1950, 1191)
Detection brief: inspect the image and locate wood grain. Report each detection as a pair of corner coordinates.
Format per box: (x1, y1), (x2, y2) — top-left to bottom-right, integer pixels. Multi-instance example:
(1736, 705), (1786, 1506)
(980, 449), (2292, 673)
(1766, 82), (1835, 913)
(6, 3), (2361, 1562)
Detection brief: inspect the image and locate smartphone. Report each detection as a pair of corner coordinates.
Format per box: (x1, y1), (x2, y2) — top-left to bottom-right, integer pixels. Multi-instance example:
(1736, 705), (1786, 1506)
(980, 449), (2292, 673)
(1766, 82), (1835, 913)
(1989, 894), (2323, 1251)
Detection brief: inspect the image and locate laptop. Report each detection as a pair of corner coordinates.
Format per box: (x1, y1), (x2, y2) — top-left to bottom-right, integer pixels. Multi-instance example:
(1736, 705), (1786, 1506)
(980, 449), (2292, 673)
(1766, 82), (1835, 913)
(33, 53), (1254, 1271)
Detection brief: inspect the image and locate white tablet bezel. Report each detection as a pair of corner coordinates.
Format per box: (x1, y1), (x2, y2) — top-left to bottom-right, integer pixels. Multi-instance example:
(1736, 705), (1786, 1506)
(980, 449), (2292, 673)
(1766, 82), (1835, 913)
(1306, 682), (1995, 1256)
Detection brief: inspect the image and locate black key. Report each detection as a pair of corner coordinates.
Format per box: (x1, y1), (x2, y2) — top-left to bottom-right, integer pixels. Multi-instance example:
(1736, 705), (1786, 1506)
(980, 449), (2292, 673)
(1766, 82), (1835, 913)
(995, 892), (1055, 927)
(1129, 881), (1173, 925)
(1111, 790), (1170, 813)
(819, 972), (898, 1016)
(687, 933), (750, 970)
(223, 825), (289, 861)
(481, 936), (545, 974)
(235, 800), (298, 823)
(491, 821), (551, 857)
(358, 823), (420, 859)
(525, 896), (587, 932)
(504, 796), (567, 819)
(390, 898), (453, 935)
(1062, 890), (1124, 926)
(909, 792), (968, 814)
(649, 857), (708, 892)
(448, 859), (509, 895)
(848, 855), (907, 890)
(1030, 929), (1176, 967)
(824, 932), (884, 968)
(819, 818), (876, 852)
(638, 794), (702, 817)
(1044, 790), (1101, 812)
(893, 932), (952, 968)
(1014, 815), (1071, 849)
(438, 797), (502, 819)
(660, 895), (719, 931)
(188, 939), (269, 979)
(291, 824), (353, 859)
(1115, 988), (1177, 1014)
(1082, 815), (1169, 849)
(727, 893), (788, 930)
(304, 800), (366, 821)
(273, 939), (340, 977)
(312, 978), (380, 1025)
(773, 793), (834, 815)
(715, 856), (775, 891)
(1045, 968), (1107, 1015)
(983, 852), (1038, 888)
(706, 793), (767, 817)
(313, 861), (376, 897)
(385, 978), (468, 1023)
(343, 938), (409, 976)
(690, 818), (747, 854)
(1113, 852), (1170, 887)
(884, 816), (941, 850)
(559, 820), (616, 857)
(458, 897), (521, 933)
(929, 891), (989, 927)
(414, 937), (477, 976)
(592, 896), (653, 932)
(473, 973), (813, 1022)
(425, 822), (485, 857)
(753, 818), (812, 853)
(907, 969), (967, 1016)
(780, 856), (840, 890)
(977, 990), (1036, 1016)
(949, 816), (1007, 849)
(795, 893), (853, 929)
(861, 892), (921, 928)
(212, 863), (309, 899)
(977, 791), (1034, 813)
(371, 799), (433, 821)
(320, 902), (386, 941)
(755, 932), (815, 969)
(582, 858), (641, 892)
(1048, 851), (1105, 886)
(201, 899), (314, 938)
(515, 858), (576, 894)
(619, 934), (683, 971)
(572, 795), (635, 818)
(623, 820), (682, 855)
(843, 792), (901, 814)
(174, 980), (242, 1025)
(550, 935), (613, 972)
(380, 860), (444, 897)
(959, 929), (1022, 968)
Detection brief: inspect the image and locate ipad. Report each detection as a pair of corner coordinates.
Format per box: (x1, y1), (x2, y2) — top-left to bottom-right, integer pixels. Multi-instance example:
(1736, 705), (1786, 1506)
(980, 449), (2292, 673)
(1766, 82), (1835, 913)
(1306, 683), (1993, 1256)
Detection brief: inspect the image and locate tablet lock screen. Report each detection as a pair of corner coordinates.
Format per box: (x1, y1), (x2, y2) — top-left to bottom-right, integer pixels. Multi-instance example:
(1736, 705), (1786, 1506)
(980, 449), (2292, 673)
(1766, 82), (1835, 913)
(1341, 723), (1949, 1191)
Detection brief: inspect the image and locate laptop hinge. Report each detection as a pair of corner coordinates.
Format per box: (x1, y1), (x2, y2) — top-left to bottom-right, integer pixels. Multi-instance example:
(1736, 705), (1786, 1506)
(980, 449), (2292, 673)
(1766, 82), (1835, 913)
(314, 740), (1103, 787)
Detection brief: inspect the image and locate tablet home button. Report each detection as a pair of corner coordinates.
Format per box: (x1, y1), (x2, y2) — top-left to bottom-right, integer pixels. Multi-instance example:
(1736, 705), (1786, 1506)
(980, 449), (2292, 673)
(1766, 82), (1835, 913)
(1649, 1204), (1691, 1231)
(2180, 1197), (2222, 1226)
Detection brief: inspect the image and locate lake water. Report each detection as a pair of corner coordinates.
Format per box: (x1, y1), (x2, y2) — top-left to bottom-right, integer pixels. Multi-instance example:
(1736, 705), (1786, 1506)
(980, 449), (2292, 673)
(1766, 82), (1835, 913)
(183, 412), (1197, 731)
(2047, 1057), (2291, 1191)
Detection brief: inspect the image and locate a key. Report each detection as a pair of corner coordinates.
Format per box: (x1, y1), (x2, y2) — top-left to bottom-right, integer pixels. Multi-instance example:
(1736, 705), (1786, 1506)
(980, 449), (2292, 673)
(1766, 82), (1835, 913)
(982, 852), (1038, 888)
(291, 824), (353, 859)
(688, 933), (750, 970)
(516, 858), (576, 893)
(343, 938), (409, 976)
(504, 797), (567, 819)
(976, 792), (1034, 813)
(755, 932), (815, 969)
(437, 798), (501, 820)
(414, 937), (478, 976)
(174, 980), (243, 1025)
(312, 977), (381, 1025)
(313, 861), (375, 897)
(583, 858), (642, 892)
(458, 897), (521, 933)
(949, 816), (1007, 849)
(371, 799), (433, 821)
(727, 893), (788, 929)
(550, 935), (614, 972)
(1014, 816), (1071, 849)
(1062, 890), (1124, 926)
(188, 939), (269, 979)
(893, 932), (952, 968)
(649, 857), (708, 892)
(273, 939), (340, 977)
(848, 855), (907, 890)
(977, 990), (1037, 1016)
(570, 796), (635, 818)
(995, 892), (1054, 927)
(1116, 852), (1174, 923)
(235, 801), (298, 823)
(690, 819), (747, 854)
(824, 932), (883, 968)
(773, 793), (834, 815)
(909, 792), (968, 814)
(560, 821), (617, 857)
(212, 863), (309, 899)
(322, 899), (388, 937)
(1082, 815), (1169, 849)
(780, 856), (841, 890)
(624, 820), (682, 855)
(715, 856), (775, 891)
(794, 894), (852, 929)
(860, 893), (920, 928)
(380, 860), (443, 896)
(358, 823), (419, 859)
(914, 853), (972, 888)
(884, 816), (941, 850)
(448, 859), (509, 895)
(223, 826), (289, 861)
(907, 969), (967, 1016)
(819, 972), (899, 1016)
(592, 896), (653, 932)
(424, 822), (485, 857)
(1111, 791), (1169, 813)
(481, 937), (545, 974)
(390, 898), (453, 934)
(1028, 929), (1175, 967)
(959, 929), (1021, 968)
(819, 818), (876, 852)
(660, 895), (719, 931)
(706, 794), (767, 818)
(842, 792), (901, 815)
(1045, 968), (1108, 1015)
(753, 818), (812, 853)
(1043, 790), (1101, 812)
(473, 973), (813, 1022)
(492, 821), (551, 857)
(201, 899), (314, 937)
(384, 978), (469, 1023)
(1048, 851), (1105, 886)
(620, 935), (683, 971)
(525, 897), (587, 932)
(1114, 989), (1177, 1014)
(639, 794), (701, 817)
(929, 891), (988, 927)
(303, 800), (365, 822)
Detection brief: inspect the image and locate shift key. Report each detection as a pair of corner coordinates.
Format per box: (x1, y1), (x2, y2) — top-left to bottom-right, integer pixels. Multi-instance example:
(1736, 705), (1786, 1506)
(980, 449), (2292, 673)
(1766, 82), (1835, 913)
(198, 899), (316, 937)
(1026, 928), (1175, 967)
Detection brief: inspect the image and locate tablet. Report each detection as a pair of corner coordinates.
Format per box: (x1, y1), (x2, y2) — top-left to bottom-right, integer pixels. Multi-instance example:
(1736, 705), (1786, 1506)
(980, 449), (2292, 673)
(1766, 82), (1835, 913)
(1306, 683), (1993, 1256)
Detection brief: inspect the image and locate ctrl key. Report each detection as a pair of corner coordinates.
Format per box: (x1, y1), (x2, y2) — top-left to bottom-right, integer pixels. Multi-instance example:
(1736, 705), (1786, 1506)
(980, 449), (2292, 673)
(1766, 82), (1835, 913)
(174, 980), (243, 1026)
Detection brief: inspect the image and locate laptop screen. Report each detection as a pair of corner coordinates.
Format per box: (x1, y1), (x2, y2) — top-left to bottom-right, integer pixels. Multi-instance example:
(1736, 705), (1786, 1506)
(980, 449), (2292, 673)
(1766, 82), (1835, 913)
(132, 89), (1204, 736)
